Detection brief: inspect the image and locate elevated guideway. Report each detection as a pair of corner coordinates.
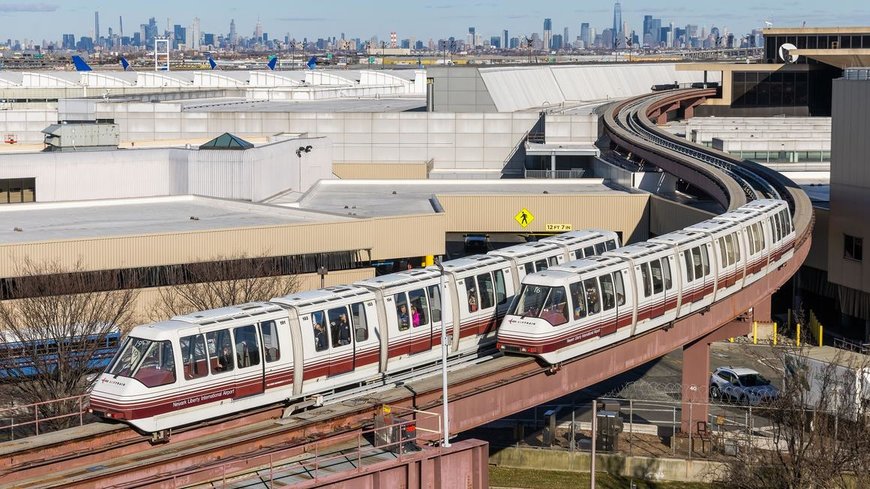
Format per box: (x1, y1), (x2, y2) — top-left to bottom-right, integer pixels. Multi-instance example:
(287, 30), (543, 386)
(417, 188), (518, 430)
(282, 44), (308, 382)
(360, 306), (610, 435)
(0, 89), (814, 488)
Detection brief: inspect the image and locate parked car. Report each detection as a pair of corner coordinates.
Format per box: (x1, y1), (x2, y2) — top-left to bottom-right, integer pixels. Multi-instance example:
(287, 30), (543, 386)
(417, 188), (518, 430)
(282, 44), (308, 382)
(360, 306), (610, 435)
(710, 366), (779, 405)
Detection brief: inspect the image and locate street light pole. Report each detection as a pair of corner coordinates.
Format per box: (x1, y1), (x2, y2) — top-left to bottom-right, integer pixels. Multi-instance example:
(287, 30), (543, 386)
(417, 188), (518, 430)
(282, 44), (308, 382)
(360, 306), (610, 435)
(435, 256), (450, 448)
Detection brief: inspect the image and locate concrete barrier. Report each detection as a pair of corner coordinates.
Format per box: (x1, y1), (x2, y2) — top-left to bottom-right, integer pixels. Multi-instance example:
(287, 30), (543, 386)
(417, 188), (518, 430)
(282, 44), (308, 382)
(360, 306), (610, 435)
(489, 446), (727, 483)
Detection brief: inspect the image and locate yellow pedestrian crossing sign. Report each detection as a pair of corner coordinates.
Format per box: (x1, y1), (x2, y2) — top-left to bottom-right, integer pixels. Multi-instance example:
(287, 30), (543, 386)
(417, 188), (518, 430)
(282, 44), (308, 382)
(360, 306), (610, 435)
(514, 208), (534, 228)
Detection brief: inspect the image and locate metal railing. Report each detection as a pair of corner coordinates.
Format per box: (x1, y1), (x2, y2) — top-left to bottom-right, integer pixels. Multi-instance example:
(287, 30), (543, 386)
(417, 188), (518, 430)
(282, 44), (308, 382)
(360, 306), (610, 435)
(168, 406), (442, 488)
(0, 394), (90, 440)
(524, 169), (586, 179)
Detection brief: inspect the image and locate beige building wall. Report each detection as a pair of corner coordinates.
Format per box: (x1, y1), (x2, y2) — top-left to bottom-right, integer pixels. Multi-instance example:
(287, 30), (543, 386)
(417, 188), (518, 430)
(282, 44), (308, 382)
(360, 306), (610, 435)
(333, 162), (429, 180)
(438, 194), (650, 243)
(0, 213), (447, 276)
(130, 268), (375, 324)
(828, 79), (870, 293)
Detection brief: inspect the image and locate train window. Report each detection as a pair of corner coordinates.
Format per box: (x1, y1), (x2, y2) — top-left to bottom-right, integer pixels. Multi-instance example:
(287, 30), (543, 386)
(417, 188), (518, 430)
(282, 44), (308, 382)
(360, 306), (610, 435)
(351, 302), (369, 342)
(771, 217), (781, 243)
(540, 286), (569, 326)
(718, 237), (728, 267)
(570, 282), (587, 319)
(233, 325), (261, 368)
(394, 293), (411, 330)
(684, 251), (695, 282)
(494, 270), (507, 305)
(180, 334), (208, 380)
(132, 340), (176, 387)
(524, 262), (535, 275)
(650, 260), (664, 294)
(477, 273), (495, 310)
(701, 246), (710, 276)
(662, 258), (673, 290)
(754, 223), (766, 251)
(747, 228), (756, 255)
(732, 233), (741, 262)
(409, 289), (430, 327)
(261, 321), (280, 362)
(511, 284), (549, 317)
(640, 264), (653, 297)
(548, 256), (558, 266)
(606, 239), (617, 251)
(692, 247), (704, 280)
(312, 311), (328, 352)
(782, 210), (793, 235)
(600, 274), (616, 311)
(613, 271), (626, 306)
(584, 246), (594, 257)
(595, 242), (606, 254)
(427, 285), (442, 324)
(723, 236), (734, 266)
(535, 259), (548, 272)
(207, 329), (235, 373)
(328, 307), (352, 347)
(464, 277), (479, 313)
(584, 279), (601, 315)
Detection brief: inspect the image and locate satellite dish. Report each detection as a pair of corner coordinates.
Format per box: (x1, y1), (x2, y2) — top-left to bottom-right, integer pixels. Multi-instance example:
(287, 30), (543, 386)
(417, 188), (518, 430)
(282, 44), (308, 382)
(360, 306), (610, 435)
(778, 42), (799, 63)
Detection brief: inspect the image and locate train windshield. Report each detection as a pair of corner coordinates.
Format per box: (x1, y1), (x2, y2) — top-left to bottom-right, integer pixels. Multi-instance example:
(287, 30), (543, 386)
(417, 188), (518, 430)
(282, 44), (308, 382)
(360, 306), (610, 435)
(509, 285), (569, 326)
(107, 337), (176, 387)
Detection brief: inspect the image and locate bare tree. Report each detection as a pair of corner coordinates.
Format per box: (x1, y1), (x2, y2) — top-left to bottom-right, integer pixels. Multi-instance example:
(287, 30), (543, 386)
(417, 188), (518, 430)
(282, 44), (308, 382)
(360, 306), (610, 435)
(723, 345), (870, 489)
(149, 255), (301, 321)
(0, 260), (138, 431)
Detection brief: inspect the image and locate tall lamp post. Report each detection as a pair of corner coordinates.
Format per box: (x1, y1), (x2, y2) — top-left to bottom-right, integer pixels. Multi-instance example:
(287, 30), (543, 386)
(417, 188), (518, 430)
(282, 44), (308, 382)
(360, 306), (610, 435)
(435, 256), (450, 448)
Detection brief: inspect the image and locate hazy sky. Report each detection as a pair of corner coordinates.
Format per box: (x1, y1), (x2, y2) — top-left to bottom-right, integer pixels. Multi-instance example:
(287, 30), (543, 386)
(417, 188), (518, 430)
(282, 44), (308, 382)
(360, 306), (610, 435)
(2, 0), (869, 43)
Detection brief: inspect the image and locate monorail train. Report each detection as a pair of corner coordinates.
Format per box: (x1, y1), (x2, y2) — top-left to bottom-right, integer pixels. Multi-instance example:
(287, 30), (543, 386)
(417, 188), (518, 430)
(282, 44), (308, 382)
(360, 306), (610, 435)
(496, 199), (794, 364)
(89, 230), (619, 433)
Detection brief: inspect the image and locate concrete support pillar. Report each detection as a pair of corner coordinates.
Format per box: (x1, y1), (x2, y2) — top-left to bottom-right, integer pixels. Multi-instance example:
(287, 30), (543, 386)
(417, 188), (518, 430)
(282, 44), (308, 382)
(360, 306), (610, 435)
(753, 294), (772, 323)
(550, 153), (556, 177)
(681, 318), (752, 434)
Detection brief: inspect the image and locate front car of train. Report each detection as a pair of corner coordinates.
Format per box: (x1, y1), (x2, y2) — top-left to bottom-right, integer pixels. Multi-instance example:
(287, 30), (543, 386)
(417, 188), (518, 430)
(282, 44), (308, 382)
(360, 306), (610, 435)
(496, 269), (578, 358)
(88, 321), (181, 432)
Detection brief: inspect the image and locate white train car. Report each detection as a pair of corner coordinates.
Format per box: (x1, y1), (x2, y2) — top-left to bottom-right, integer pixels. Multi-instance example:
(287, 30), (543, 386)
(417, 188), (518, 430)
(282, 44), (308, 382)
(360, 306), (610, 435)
(89, 303), (293, 433)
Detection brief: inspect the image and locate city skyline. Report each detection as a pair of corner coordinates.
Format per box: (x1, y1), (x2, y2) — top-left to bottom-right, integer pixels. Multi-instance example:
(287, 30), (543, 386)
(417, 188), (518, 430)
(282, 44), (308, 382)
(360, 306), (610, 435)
(1, 0), (868, 45)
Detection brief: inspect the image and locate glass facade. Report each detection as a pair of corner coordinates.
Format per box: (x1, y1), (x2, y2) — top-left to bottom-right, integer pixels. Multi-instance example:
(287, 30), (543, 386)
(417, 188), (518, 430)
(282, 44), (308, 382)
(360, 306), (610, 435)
(732, 71), (809, 108)
(764, 33), (870, 63)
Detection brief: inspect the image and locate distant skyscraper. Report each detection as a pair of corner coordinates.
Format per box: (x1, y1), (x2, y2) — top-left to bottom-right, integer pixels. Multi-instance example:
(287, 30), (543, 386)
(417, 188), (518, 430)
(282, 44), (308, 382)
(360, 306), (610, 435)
(390, 32), (397, 48)
(467, 26), (475, 48)
(543, 18), (552, 50)
(580, 23), (590, 47)
(563, 27), (569, 48)
(254, 18), (263, 42)
(94, 11), (100, 40)
(503, 30), (508, 50)
(119, 16), (123, 38)
(189, 17), (201, 50)
(612, 2), (622, 38)
(229, 19), (237, 45)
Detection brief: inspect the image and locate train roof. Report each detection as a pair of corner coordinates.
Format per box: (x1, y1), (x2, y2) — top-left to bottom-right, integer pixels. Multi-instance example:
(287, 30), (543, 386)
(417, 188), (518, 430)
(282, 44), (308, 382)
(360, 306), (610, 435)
(433, 254), (505, 273)
(716, 208), (762, 222)
(740, 199), (787, 212)
(271, 284), (374, 308)
(540, 229), (617, 246)
(648, 229), (706, 247)
(521, 269), (578, 285)
(550, 255), (624, 274)
(685, 218), (744, 234)
(604, 241), (671, 259)
(172, 302), (284, 325)
(488, 241), (561, 259)
(356, 268), (441, 289)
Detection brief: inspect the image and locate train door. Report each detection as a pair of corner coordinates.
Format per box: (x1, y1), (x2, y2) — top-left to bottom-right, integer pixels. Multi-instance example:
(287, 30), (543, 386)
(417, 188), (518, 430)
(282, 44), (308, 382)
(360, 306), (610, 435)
(494, 267), (513, 319)
(597, 273), (619, 336)
(681, 249), (697, 305)
(474, 271), (499, 336)
(408, 287), (433, 355)
(325, 305), (354, 377)
(231, 324), (265, 399)
(258, 320), (282, 392)
(349, 301), (377, 369)
(387, 293), (411, 358)
(648, 259), (666, 319)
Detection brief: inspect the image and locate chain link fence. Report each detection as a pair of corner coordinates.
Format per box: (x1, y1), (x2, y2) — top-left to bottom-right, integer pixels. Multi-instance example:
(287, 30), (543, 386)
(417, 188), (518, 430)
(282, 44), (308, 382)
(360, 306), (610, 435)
(473, 380), (781, 462)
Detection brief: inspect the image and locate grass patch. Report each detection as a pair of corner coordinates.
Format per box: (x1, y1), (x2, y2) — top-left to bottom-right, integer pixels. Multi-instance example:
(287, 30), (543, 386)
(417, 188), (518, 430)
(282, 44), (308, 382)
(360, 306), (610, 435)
(489, 466), (721, 489)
